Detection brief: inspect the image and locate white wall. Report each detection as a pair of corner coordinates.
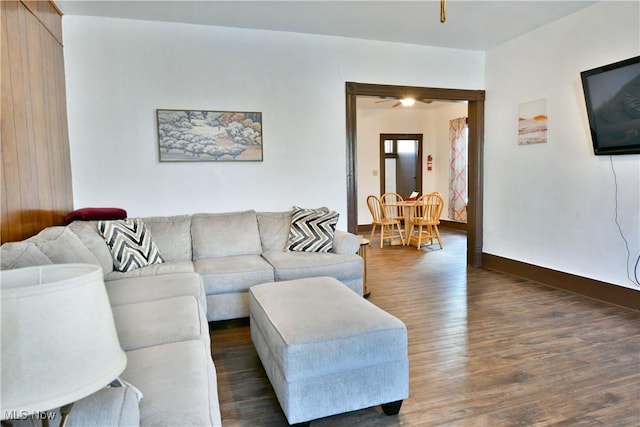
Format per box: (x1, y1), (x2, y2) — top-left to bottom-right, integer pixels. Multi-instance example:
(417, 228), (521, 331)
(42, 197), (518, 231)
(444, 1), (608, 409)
(356, 102), (467, 224)
(484, 1), (640, 289)
(62, 16), (484, 230)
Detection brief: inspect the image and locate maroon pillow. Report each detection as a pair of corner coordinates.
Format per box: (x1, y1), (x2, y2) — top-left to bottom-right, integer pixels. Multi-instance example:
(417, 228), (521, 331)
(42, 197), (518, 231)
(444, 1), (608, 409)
(64, 207), (127, 224)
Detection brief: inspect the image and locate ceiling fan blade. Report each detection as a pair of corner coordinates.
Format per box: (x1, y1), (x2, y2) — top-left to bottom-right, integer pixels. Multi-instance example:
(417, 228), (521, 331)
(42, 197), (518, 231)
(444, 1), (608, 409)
(417, 99), (433, 104)
(375, 96), (399, 103)
(392, 102), (401, 108)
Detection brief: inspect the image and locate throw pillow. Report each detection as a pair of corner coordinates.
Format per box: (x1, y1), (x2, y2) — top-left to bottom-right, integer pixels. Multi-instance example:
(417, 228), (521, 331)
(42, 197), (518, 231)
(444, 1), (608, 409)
(98, 218), (164, 272)
(286, 206), (339, 253)
(30, 227), (101, 266)
(0, 242), (52, 270)
(64, 207), (127, 224)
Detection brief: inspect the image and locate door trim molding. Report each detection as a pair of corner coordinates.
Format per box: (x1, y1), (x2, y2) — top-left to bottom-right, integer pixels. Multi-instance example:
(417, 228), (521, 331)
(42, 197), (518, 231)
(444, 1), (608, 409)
(346, 82), (485, 266)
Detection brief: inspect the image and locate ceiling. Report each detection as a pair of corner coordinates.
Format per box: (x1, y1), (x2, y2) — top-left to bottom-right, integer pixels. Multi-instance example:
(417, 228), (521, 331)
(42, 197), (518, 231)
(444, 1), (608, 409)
(54, 0), (599, 51)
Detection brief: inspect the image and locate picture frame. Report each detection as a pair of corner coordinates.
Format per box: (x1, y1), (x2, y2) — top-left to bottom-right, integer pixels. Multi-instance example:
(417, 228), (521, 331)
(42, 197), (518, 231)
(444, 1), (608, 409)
(157, 109), (263, 162)
(518, 98), (548, 146)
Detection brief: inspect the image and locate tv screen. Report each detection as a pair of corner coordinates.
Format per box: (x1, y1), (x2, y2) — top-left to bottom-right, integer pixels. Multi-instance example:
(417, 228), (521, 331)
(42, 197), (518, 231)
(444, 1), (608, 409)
(581, 56), (640, 155)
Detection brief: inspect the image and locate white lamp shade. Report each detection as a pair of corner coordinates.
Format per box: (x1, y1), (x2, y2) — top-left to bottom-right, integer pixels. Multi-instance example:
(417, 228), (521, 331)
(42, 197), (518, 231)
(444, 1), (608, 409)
(1, 264), (127, 417)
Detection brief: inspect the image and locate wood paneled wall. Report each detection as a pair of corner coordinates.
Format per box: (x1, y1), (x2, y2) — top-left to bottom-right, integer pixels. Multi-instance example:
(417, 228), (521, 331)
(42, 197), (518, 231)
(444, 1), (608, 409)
(1, 0), (73, 243)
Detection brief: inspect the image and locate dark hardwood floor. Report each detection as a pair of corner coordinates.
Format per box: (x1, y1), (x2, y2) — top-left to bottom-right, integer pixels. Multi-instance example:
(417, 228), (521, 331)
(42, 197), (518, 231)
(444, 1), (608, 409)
(210, 229), (640, 426)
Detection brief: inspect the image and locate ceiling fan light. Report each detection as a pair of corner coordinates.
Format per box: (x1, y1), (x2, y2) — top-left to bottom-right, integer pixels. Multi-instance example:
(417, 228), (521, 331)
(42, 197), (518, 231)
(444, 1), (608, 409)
(401, 98), (415, 107)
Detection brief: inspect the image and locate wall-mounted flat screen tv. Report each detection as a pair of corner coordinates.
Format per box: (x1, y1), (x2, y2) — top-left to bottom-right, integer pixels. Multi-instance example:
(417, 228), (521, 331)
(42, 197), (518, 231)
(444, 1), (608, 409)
(581, 56), (640, 155)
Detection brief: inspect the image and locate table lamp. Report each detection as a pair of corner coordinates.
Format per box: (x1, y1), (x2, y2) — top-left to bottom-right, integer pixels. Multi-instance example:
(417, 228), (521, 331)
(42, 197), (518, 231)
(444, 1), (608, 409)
(1, 264), (127, 424)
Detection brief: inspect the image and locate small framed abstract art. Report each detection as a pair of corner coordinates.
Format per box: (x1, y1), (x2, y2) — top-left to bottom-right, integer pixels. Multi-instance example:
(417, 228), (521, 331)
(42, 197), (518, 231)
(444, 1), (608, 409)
(518, 99), (548, 146)
(157, 109), (263, 162)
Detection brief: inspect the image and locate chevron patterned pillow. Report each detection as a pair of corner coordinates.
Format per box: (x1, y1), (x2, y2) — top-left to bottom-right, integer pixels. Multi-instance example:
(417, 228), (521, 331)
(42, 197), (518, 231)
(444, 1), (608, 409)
(98, 218), (164, 272)
(286, 206), (339, 253)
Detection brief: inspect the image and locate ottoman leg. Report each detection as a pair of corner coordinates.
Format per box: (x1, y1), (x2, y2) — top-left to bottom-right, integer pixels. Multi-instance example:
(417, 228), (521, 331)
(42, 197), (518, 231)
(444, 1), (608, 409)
(290, 422), (311, 427)
(381, 400), (403, 416)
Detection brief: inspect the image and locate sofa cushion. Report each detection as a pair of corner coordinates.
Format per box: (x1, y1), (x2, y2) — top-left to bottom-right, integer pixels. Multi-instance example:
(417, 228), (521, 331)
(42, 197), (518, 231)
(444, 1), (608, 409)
(67, 220), (115, 274)
(257, 211), (292, 252)
(204, 293), (249, 322)
(121, 340), (222, 427)
(66, 385), (140, 427)
(194, 254), (274, 294)
(104, 260), (194, 281)
(0, 242), (52, 270)
(27, 226), (101, 266)
(261, 251), (363, 283)
(191, 210), (262, 259)
(142, 215), (192, 261)
(105, 273), (205, 309)
(111, 296), (207, 351)
(98, 218), (165, 272)
(286, 206), (339, 253)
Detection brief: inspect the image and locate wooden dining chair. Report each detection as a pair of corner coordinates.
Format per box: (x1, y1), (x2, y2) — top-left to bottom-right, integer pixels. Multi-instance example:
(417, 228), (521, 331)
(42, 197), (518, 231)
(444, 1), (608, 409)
(367, 195), (405, 248)
(381, 192), (405, 229)
(407, 192), (444, 250)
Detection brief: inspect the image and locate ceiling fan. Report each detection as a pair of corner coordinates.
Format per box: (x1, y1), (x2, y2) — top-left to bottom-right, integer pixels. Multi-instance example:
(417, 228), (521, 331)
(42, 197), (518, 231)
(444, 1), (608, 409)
(374, 96), (434, 108)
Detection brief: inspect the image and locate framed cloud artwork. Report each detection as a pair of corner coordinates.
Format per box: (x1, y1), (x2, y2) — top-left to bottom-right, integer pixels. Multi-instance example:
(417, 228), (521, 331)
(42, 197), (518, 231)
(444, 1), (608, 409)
(157, 109), (263, 162)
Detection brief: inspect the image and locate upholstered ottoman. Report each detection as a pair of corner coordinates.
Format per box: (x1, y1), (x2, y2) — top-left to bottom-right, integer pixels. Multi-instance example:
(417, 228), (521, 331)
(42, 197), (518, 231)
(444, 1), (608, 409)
(249, 276), (409, 425)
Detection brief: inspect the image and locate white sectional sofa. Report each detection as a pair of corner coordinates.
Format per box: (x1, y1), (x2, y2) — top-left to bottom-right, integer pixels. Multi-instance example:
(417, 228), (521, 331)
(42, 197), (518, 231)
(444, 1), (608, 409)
(73, 209), (362, 321)
(0, 208), (363, 426)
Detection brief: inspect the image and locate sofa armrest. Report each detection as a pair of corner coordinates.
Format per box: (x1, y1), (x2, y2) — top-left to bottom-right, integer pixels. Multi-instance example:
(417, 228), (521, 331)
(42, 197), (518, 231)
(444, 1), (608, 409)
(331, 230), (360, 254)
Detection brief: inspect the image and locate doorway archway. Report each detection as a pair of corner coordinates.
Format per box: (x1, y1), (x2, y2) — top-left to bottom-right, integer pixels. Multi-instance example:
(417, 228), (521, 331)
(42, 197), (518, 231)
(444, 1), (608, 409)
(345, 82), (485, 267)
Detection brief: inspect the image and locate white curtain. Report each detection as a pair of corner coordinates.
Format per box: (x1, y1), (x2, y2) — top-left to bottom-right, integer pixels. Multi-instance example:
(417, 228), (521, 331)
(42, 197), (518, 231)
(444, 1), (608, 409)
(448, 117), (468, 222)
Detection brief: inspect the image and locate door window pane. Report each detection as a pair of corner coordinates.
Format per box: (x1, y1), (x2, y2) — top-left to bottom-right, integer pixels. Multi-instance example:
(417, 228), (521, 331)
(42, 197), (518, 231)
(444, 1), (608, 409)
(385, 158), (397, 192)
(397, 139), (417, 154)
(384, 140), (394, 154)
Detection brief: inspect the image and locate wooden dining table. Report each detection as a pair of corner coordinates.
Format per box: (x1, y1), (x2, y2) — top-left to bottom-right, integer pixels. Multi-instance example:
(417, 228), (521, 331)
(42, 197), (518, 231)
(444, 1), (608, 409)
(383, 200), (423, 246)
(384, 199), (439, 248)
